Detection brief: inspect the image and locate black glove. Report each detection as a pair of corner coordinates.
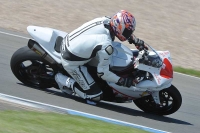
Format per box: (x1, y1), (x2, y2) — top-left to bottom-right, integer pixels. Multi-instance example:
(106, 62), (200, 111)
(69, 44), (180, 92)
(116, 77), (133, 88)
(128, 36), (148, 51)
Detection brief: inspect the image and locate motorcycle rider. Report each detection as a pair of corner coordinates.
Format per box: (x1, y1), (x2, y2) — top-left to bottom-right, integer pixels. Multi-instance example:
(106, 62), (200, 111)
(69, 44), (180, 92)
(55, 10), (147, 103)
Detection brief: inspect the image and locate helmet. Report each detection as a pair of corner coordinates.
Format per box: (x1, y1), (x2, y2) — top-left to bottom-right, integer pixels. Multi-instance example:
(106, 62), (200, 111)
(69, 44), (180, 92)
(110, 10), (136, 41)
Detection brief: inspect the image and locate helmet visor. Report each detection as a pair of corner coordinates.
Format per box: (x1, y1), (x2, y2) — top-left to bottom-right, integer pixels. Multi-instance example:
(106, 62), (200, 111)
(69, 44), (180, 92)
(122, 28), (134, 40)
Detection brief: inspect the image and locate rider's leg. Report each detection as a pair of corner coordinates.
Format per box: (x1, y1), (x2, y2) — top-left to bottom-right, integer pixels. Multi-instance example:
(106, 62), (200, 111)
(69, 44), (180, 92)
(55, 73), (75, 95)
(55, 60), (102, 102)
(67, 65), (102, 101)
(55, 72), (102, 102)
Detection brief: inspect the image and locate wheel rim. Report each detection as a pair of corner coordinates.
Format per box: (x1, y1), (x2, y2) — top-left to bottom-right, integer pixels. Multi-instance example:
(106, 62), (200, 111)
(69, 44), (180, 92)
(136, 89), (174, 113)
(17, 60), (55, 87)
(159, 91), (173, 111)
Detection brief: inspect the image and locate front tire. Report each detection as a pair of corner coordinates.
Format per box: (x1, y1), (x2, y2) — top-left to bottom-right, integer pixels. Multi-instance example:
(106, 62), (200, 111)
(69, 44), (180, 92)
(10, 46), (57, 88)
(133, 85), (182, 115)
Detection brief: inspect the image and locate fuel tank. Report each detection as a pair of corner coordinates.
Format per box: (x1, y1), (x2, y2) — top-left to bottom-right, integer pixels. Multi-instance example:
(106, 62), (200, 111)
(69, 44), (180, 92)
(110, 42), (134, 71)
(88, 41), (134, 71)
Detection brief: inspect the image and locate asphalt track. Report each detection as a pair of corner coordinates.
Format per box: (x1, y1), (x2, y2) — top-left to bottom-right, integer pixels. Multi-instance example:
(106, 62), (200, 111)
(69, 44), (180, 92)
(0, 28), (200, 133)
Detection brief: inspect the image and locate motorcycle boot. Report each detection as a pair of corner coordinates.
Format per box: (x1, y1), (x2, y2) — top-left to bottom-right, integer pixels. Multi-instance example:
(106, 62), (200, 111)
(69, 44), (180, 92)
(55, 73), (102, 102)
(55, 73), (75, 95)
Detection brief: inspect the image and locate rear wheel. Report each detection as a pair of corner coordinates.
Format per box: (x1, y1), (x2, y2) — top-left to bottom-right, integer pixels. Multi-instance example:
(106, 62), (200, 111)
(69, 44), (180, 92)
(10, 46), (57, 88)
(133, 85), (182, 115)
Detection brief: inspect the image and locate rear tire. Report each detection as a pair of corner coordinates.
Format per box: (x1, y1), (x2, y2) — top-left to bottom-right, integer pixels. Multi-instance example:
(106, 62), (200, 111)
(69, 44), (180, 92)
(133, 85), (182, 115)
(10, 46), (56, 88)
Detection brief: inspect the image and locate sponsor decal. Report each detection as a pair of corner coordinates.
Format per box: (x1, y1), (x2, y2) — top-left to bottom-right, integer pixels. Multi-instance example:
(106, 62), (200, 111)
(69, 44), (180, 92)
(159, 51), (169, 58)
(111, 87), (135, 99)
(70, 71), (88, 90)
(32, 48), (42, 56)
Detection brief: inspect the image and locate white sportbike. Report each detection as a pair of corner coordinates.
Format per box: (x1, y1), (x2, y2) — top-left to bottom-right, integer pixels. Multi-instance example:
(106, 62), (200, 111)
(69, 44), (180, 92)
(10, 26), (182, 115)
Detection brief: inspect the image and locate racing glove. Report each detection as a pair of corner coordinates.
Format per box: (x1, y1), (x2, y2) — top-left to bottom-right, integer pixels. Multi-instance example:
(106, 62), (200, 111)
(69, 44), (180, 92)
(128, 35), (148, 51)
(116, 77), (138, 87)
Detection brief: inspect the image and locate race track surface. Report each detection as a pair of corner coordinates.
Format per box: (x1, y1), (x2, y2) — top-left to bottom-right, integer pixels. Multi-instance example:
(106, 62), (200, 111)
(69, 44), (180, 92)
(0, 28), (200, 133)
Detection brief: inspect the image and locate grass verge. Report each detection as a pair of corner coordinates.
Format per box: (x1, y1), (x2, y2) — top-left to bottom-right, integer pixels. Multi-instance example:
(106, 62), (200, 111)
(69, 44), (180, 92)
(174, 66), (200, 78)
(0, 111), (149, 133)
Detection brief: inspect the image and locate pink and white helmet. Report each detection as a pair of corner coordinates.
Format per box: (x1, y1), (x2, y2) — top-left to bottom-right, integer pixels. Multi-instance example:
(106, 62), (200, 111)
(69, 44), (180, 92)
(110, 10), (136, 41)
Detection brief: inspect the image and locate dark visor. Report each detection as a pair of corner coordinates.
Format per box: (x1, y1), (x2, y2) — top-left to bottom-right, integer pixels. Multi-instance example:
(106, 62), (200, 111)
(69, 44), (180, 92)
(122, 28), (133, 39)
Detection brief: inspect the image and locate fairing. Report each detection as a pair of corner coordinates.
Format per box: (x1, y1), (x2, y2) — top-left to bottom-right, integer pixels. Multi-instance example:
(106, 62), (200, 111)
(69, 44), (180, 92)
(108, 48), (173, 99)
(27, 26), (68, 64)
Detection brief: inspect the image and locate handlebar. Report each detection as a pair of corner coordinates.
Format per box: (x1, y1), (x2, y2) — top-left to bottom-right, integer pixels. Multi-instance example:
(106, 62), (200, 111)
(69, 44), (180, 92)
(134, 43), (163, 69)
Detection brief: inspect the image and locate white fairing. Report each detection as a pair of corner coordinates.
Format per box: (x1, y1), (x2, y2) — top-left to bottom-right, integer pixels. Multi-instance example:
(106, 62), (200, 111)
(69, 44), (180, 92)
(107, 48), (173, 99)
(27, 26), (68, 64)
(136, 51), (172, 89)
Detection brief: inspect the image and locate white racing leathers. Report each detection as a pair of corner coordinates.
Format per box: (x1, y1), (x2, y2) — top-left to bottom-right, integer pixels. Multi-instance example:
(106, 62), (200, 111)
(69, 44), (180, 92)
(55, 17), (120, 101)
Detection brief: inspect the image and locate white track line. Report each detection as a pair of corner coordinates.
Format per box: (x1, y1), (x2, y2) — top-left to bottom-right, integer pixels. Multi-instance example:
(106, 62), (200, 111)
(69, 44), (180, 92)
(174, 72), (200, 80)
(0, 93), (170, 133)
(0, 31), (30, 40)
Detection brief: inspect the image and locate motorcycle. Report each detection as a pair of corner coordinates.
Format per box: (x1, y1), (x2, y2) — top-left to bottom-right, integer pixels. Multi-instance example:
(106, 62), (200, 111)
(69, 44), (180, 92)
(10, 26), (182, 115)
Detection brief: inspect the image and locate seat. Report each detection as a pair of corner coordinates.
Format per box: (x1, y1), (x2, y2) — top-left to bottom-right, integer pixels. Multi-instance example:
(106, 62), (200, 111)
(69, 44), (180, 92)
(54, 36), (63, 53)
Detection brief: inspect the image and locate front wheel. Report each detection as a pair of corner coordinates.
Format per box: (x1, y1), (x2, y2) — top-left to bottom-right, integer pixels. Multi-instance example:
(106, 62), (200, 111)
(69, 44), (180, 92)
(133, 85), (182, 115)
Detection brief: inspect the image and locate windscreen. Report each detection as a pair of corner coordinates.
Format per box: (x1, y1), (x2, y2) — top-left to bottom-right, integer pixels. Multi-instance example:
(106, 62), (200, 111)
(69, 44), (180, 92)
(141, 44), (163, 68)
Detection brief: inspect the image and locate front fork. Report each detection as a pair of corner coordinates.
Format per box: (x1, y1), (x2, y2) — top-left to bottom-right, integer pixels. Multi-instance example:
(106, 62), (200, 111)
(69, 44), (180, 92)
(151, 91), (161, 105)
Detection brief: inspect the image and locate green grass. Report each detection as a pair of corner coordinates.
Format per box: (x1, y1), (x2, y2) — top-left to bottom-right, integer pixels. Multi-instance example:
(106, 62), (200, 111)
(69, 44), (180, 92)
(0, 111), (149, 133)
(174, 66), (200, 78)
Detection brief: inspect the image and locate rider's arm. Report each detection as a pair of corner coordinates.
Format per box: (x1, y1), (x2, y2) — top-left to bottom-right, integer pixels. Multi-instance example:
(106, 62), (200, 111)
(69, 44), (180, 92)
(128, 34), (148, 50)
(97, 43), (138, 87)
(96, 45), (120, 83)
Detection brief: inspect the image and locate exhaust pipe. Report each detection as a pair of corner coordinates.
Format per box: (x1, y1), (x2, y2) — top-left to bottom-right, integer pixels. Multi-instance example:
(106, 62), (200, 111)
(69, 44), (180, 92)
(28, 39), (56, 64)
